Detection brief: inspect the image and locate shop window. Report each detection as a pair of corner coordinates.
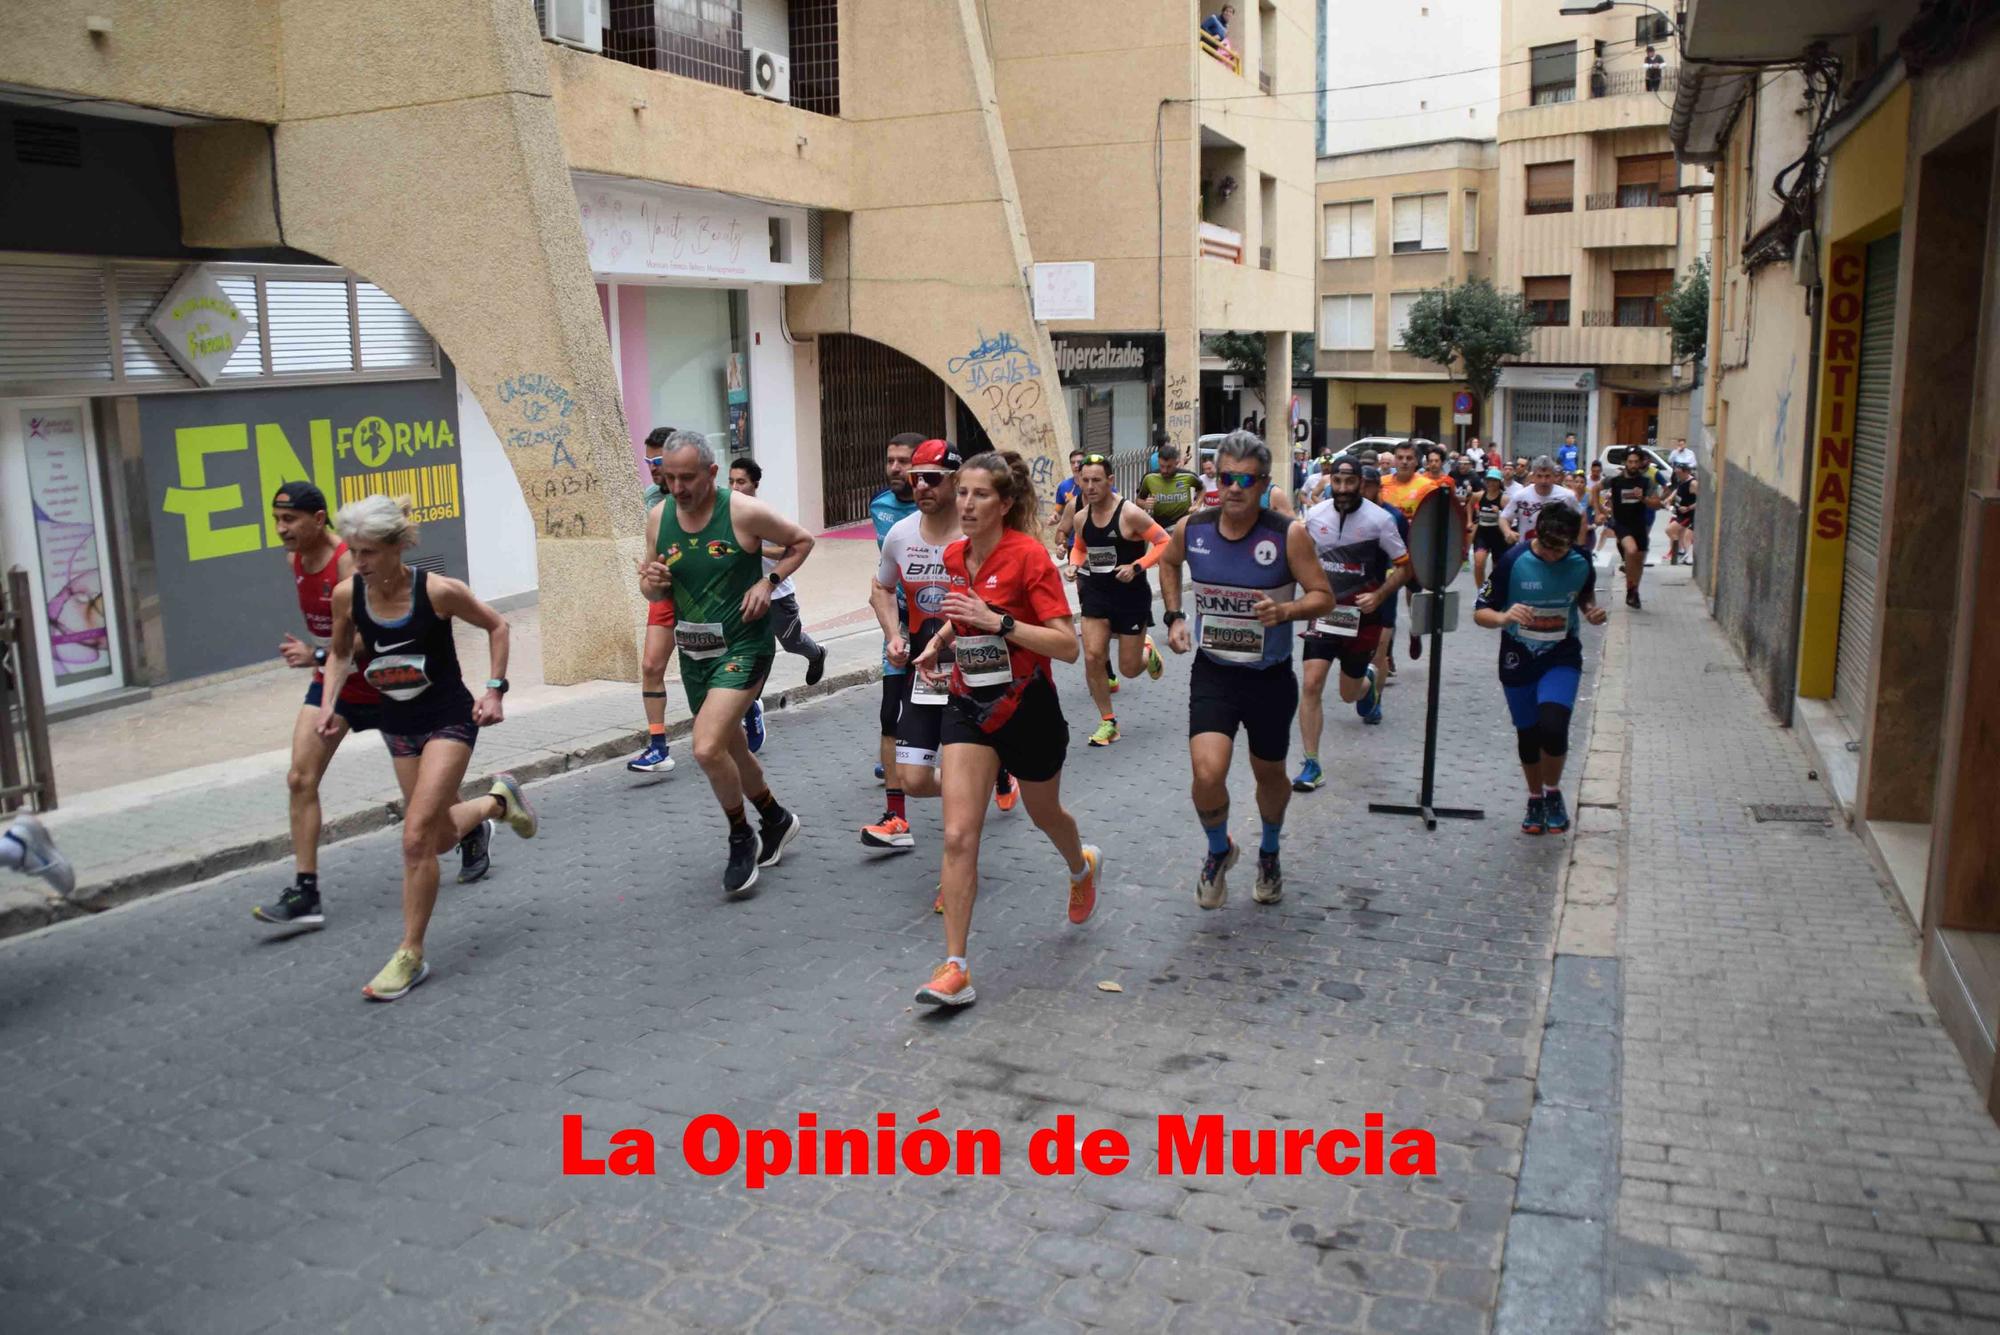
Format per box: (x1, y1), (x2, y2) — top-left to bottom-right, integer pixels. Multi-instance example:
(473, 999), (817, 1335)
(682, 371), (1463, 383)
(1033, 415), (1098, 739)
(1526, 160), (1575, 215)
(1525, 275), (1571, 326)
(1323, 200), (1374, 259)
(1391, 193), (1448, 253)
(1531, 41), (1577, 105)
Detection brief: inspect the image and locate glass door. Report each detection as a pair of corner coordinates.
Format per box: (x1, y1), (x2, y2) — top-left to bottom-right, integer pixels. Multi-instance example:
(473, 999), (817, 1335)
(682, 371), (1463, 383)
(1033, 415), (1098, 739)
(0, 399), (125, 707)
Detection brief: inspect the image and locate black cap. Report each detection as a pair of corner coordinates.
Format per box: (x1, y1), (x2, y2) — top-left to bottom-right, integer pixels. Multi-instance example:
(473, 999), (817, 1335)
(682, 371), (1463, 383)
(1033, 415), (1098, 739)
(272, 482), (329, 515)
(1332, 458), (1362, 477)
(1360, 465), (1383, 483)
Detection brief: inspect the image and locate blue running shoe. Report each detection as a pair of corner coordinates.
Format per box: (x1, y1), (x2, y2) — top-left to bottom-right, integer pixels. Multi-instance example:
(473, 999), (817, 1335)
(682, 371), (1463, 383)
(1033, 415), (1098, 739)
(1355, 666), (1380, 720)
(1521, 796), (1546, 836)
(1542, 789), (1570, 834)
(1291, 758), (1324, 792)
(626, 740), (675, 774)
(744, 700), (766, 754)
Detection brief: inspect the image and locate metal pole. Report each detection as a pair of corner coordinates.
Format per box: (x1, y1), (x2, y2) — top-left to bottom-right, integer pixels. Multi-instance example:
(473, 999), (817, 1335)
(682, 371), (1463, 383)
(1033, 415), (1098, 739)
(7, 568), (56, 812)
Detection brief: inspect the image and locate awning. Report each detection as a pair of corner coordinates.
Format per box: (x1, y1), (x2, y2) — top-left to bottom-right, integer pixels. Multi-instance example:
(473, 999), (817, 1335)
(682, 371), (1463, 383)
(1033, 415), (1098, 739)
(1670, 64), (1756, 165)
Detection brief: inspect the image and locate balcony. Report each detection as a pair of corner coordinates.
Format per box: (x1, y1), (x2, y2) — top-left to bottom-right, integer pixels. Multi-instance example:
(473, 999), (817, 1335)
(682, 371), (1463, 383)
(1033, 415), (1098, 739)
(1530, 322), (1671, 365)
(1591, 65), (1677, 99)
(1583, 304), (1665, 328)
(1201, 30), (1243, 75)
(549, 0), (841, 117)
(1201, 222), (1245, 265)
(1578, 199), (1678, 249)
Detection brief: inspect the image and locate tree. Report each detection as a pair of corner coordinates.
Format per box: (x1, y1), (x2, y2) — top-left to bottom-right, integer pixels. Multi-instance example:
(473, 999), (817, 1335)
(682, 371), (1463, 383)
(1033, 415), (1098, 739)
(1663, 256), (1709, 363)
(1203, 331), (1317, 385)
(1398, 279), (1533, 432)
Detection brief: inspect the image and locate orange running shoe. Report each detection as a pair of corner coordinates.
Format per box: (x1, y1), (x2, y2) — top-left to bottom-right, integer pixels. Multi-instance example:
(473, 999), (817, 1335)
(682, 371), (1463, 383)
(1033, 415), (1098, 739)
(994, 773), (1020, 813)
(932, 884), (944, 914)
(1068, 845), (1103, 924)
(914, 960), (975, 1007)
(860, 813), (913, 850)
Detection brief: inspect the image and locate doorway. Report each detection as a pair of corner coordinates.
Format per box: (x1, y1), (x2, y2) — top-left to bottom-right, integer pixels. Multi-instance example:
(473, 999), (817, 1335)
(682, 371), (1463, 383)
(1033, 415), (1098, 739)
(1614, 392), (1659, 447)
(1354, 403), (1387, 437)
(1411, 405), (1442, 441)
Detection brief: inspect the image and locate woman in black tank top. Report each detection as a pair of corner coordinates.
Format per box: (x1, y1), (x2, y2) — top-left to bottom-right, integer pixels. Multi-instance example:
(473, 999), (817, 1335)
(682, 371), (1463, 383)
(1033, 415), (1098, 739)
(315, 495), (543, 1002)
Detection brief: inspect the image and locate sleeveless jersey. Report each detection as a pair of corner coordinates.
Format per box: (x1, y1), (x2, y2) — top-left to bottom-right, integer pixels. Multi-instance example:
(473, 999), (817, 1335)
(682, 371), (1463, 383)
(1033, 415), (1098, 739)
(1183, 508), (1298, 669)
(659, 489), (774, 664)
(349, 569), (472, 731)
(1078, 498), (1146, 580)
(293, 542), (380, 703)
(1472, 491), (1506, 529)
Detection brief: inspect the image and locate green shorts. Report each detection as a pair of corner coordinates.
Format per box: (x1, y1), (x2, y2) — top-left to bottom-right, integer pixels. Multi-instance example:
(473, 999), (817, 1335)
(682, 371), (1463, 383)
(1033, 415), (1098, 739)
(681, 650), (774, 717)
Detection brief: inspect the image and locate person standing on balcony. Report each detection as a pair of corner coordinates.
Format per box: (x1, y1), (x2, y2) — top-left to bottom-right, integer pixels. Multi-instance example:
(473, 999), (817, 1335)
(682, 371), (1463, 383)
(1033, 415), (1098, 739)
(1644, 46), (1665, 92)
(1202, 6), (1235, 51)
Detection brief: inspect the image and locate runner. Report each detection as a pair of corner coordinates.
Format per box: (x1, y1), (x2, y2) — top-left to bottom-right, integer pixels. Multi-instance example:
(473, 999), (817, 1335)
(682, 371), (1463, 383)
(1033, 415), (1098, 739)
(1358, 464), (1409, 688)
(1585, 460), (1615, 558)
(1068, 454), (1169, 747)
(1293, 460), (1409, 789)
(1198, 456), (1223, 509)
(1665, 462), (1698, 564)
(1473, 504), (1606, 837)
(1138, 442), (1200, 528)
(1, 812), (74, 898)
(1499, 455), (1584, 546)
(728, 458), (830, 753)
(1568, 471), (1596, 558)
(871, 434), (924, 783)
(1422, 445), (1450, 486)
(628, 428), (680, 776)
(1556, 431), (1581, 475)
(1052, 449), (1086, 528)
(1379, 441), (1445, 664)
(639, 431), (815, 894)
(314, 495), (535, 1000)
(254, 483), (488, 931)
(1469, 467), (1511, 591)
(1667, 437), (1697, 474)
(1300, 456), (1335, 507)
(1159, 432), (1333, 908)
(911, 451), (1101, 1008)
(1605, 448), (1664, 608)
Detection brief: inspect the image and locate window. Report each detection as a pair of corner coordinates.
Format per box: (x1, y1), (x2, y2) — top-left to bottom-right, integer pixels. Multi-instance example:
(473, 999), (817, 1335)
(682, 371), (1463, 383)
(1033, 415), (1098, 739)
(1635, 12), (1671, 43)
(1463, 191), (1479, 251)
(1613, 269), (1673, 326)
(1524, 275), (1571, 326)
(1531, 41), (1577, 105)
(1525, 160), (1575, 215)
(1391, 193), (1448, 253)
(1355, 403), (1388, 436)
(1411, 405), (1442, 440)
(1616, 153), (1677, 207)
(1321, 294), (1374, 350)
(1323, 200), (1374, 259)
(1389, 292), (1420, 348)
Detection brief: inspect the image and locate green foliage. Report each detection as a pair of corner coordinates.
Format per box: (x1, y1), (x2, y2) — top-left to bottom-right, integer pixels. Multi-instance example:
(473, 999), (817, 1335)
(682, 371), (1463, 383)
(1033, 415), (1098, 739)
(1663, 256), (1710, 362)
(1203, 332), (1317, 384)
(1399, 279), (1533, 410)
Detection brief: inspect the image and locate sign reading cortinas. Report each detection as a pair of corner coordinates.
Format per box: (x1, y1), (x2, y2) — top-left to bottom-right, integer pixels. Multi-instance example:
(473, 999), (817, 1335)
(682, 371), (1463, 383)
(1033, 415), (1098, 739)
(146, 265), (249, 386)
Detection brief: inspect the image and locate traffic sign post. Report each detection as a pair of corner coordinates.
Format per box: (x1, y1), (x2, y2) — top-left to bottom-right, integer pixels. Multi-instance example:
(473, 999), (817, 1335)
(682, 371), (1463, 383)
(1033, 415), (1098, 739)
(1369, 486), (1486, 830)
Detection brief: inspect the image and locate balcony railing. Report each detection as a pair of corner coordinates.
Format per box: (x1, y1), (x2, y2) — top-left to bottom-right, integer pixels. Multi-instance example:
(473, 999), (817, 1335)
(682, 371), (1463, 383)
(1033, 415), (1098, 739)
(1593, 65), (1677, 98)
(1586, 188), (1673, 210)
(1201, 31), (1243, 75)
(1200, 222), (1244, 264)
(1525, 198), (1574, 216)
(576, 0), (841, 117)
(1582, 306), (1666, 327)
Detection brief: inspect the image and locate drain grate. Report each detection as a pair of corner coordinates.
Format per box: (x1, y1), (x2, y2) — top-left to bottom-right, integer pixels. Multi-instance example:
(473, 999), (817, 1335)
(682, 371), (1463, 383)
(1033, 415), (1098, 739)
(1749, 803), (1835, 824)
(1703, 662), (1745, 674)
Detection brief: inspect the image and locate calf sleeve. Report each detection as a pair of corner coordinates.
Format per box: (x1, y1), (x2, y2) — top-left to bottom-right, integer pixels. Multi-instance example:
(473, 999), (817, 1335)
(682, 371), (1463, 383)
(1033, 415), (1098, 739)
(1537, 702), (1572, 758)
(1517, 728), (1541, 766)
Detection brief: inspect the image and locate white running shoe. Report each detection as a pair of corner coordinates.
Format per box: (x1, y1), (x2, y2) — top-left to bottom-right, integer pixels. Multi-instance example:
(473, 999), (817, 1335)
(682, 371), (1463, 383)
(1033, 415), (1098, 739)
(4, 814), (75, 900)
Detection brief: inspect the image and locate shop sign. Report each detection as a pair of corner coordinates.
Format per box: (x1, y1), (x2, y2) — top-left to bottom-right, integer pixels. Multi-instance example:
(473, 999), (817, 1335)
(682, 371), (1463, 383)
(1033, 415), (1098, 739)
(1797, 243), (1865, 698)
(1050, 333), (1164, 385)
(146, 265), (251, 385)
(576, 174), (815, 285)
(1496, 366), (1595, 392)
(138, 373), (469, 681)
(20, 408), (112, 686)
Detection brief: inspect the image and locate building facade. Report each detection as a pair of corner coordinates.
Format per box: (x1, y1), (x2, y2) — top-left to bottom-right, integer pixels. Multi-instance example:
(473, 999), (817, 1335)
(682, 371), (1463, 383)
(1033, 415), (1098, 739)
(1313, 139), (1497, 447)
(1674, 0), (2000, 1120)
(1320, 0), (1499, 156)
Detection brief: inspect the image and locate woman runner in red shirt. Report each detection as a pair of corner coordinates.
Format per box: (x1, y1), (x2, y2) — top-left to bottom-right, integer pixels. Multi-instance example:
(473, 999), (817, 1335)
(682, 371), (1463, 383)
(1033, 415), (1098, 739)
(911, 451), (1102, 1008)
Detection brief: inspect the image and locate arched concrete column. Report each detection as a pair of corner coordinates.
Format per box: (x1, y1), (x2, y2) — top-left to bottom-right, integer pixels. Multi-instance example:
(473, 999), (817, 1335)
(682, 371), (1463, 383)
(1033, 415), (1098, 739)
(269, 1), (643, 684)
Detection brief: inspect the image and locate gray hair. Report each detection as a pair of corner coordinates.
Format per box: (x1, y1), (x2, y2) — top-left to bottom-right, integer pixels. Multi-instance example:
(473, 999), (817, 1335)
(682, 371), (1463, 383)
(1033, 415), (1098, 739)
(1215, 429), (1270, 473)
(1531, 454), (1559, 473)
(336, 493), (417, 549)
(661, 429), (715, 466)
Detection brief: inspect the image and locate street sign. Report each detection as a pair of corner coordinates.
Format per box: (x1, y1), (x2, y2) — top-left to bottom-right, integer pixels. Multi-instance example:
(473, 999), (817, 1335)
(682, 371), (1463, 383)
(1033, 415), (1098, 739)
(1453, 412), (1472, 426)
(1453, 391), (1474, 415)
(1405, 487), (1464, 591)
(1409, 589), (1460, 635)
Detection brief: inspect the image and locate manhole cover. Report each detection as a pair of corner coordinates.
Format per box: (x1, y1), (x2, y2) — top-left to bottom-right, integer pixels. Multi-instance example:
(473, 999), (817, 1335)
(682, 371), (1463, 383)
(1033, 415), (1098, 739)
(1748, 803), (1835, 824)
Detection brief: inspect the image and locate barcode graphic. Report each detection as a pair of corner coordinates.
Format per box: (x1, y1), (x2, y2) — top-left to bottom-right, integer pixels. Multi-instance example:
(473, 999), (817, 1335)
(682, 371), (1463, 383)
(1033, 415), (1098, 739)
(339, 464), (461, 518)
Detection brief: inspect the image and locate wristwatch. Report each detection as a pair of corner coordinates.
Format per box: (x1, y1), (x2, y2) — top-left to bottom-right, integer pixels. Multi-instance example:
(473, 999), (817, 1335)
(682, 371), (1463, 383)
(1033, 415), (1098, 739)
(312, 647), (328, 667)
(1162, 610), (1186, 626)
(486, 678), (510, 694)
(767, 571), (782, 587)
(997, 614), (1017, 638)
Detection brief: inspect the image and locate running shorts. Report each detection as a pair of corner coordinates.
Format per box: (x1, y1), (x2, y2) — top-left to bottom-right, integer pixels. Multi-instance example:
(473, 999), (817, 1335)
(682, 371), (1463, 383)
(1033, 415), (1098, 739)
(1077, 575), (1154, 637)
(1188, 654), (1297, 763)
(879, 672), (904, 738)
(1501, 664), (1581, 731)
(681, 651), (773, 719)
(940, 675), (1067, 783)
(1613, 521), (1650, 553)
(1302, 624), (1382, 680)
(303, 679), (383, 733)
(1474, 526), (1511, 555)
(646, 597), (677, 630)
(896, 674), (945, 770)
(384, 718), (479, 758)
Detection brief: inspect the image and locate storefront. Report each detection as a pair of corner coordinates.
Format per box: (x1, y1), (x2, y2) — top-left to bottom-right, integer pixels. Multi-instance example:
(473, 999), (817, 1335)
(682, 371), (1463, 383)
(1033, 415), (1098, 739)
(1050, 332), (1164, 496)
(1497, 364), (1596, 461)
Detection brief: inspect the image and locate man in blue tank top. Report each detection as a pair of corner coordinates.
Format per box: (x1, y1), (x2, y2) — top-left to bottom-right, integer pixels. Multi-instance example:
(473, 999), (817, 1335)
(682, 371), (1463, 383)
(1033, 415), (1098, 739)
(1159, 432), (1333, 910)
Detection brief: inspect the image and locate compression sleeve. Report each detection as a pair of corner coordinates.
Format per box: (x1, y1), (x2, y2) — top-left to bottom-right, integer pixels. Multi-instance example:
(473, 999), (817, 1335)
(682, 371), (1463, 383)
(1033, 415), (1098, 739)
(1069, 531), (1087, 569)
(1134, 521), (1171, 570)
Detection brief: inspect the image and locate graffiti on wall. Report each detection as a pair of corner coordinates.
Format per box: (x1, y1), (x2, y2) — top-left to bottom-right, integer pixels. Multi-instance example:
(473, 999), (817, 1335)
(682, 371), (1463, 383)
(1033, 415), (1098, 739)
(1165, 372), (1195, 456)
(951, 331), (1063, 508)
(496, 372), (608, 539)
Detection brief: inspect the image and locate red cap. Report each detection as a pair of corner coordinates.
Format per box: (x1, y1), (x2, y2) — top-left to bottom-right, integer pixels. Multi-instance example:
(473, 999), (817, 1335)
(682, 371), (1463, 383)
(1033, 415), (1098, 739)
(911, 439), (963, 470)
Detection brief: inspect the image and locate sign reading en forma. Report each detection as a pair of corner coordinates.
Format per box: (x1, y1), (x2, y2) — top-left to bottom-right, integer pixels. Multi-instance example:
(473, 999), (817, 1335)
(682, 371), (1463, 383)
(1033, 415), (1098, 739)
(576, 173), (816, 285)
(138, 371), (469, 682)
(146, 265), (251, 386)
(1797, 243), (1866, 699)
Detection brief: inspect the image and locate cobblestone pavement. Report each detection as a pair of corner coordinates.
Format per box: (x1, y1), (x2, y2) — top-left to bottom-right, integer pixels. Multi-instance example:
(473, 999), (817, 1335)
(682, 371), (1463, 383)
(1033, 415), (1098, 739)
(1610, 571), (2000, 1334)
(0, 565), (1596, 1334)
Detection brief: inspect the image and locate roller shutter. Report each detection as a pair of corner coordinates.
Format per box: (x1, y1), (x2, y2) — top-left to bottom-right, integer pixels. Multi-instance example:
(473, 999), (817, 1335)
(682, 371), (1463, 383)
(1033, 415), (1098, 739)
(1834, 232), (1898, 714)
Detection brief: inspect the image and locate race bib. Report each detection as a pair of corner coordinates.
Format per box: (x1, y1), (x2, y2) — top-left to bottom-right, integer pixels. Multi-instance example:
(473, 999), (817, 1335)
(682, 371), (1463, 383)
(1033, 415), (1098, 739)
(1518, 608), (1571, 643)
(1085, 546), (1119, 575)
(1478, 508), (1500, 527)
(677, 621), (728, 660)
(1193, 582), (1269, 664)
(954, 635), (1012, 688)
(909, 647), (952, 705)
(362, 653), (431, 702)
(1309, 605), (1361, 638)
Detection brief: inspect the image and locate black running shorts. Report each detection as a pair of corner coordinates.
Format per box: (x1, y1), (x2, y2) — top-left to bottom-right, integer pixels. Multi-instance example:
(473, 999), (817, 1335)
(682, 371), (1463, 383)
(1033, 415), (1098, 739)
(1613, 521), (1651, 553)
(1188, 654), (1297, 763)
(1078, 575), (1154, 637)
(896, 674), (945, 770)
(1302, 625), (1381, 680)
(940, 675), (1068, 783)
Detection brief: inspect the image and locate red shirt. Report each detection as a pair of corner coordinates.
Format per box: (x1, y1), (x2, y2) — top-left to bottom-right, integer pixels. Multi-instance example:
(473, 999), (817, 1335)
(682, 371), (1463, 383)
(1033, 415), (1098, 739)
(941, 528), (1072, 731)
(293, 542), (381, 704)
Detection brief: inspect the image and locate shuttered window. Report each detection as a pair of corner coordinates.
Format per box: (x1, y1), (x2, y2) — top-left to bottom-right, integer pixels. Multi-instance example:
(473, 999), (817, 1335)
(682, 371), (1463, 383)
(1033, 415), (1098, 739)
(1389, 292), (1419, 348)
(1524, 275), (1570, 326)
(1531, 41), (1577, 104)
(356, 283), (431, 371)
(265, 279), (355, 374)
(0, 263), (112, 383)
(1323, 201), (1373, 259)
(1616, 153), (1676, 207)
(1526, 161), (1575, 214)
(1463, 191), (1479, 251)
(1613, 269), (1673, 326)
(1835, 232), (1900, 713)
(1391, 193), (1448, 253)
(1321, 294), (1373, 350)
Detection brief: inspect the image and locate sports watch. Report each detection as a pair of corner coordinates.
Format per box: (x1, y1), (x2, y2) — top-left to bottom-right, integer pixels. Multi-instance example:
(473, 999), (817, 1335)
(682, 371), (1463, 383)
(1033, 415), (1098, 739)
(997, 614), (1017, 638)
(486, 678), (510, 694)
(312, 647), (328, 666)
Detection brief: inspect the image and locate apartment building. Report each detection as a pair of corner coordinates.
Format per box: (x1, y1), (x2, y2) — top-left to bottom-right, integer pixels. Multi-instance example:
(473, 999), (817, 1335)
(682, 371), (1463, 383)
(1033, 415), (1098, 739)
(1320, 0), (1499, 156)
(1674, 0), (2000, 1119)
(0, 0), (1314, 700)
(1491, 0), (1705, 460)
(1313, 139), (1497, 447)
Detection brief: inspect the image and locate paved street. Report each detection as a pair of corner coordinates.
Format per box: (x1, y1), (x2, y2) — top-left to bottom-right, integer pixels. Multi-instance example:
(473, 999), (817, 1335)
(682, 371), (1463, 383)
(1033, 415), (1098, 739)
(0, 567), (1585, 1334)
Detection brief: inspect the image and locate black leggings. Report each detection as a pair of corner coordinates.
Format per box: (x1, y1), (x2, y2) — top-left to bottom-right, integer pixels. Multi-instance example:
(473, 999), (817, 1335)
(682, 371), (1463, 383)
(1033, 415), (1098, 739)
(880, 672), (905, 738)
(1515, 703), (1573, 764)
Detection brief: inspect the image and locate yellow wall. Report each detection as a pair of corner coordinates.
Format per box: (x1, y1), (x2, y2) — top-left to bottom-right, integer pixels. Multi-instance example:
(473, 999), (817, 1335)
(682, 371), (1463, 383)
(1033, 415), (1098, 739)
(1324, 379), (1461, 440)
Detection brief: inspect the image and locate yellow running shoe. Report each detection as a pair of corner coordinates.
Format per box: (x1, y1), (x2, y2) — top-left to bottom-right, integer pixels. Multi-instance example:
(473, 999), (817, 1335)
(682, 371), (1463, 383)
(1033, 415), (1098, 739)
(363, 948), (429, 1001)
(1088, 718), (1120, 747)
(489, 773), (538, 839)
(1144, 636), (1164, 680)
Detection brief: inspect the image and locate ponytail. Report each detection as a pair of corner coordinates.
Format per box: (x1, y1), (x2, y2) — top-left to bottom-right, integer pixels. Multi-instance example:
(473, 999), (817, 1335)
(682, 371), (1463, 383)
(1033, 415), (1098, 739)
(961, 450), (1044, 538)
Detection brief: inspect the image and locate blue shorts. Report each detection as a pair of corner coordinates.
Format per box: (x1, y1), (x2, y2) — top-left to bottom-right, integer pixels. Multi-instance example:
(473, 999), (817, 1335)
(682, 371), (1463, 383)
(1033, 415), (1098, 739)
(304, 679), (383, 733)
(1502, 664), (1580, 730)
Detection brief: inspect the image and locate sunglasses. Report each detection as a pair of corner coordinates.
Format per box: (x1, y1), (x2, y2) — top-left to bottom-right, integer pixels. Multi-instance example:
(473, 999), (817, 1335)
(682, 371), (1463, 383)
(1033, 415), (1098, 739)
(1219, 471), (1265, 490)
(909, 470), (949, 486)
(1082, 454), (1111, 466)
(646, 457), (663, 468)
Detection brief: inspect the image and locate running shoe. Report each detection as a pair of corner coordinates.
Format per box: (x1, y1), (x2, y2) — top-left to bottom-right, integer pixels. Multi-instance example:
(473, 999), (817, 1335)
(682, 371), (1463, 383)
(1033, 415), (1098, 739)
(1197, 840), (1239, 911)
(805, 645), (828, 687)
(914, 960), (975, 1007)
(456, 819), (494, 884)
(4, 814), (74, 900)
(1144, 636), (1164, 680)
(1521, 796), (1547, 836)
(1292, 758), (1324, 792)
(253, 884), (323, 930)
(1106, 671), (1120, 695)
(757, 808), (801, 867)
(743, 701), (767, 754)
(860, 813), (913, 850)
(994, 773), (1020, 813)
(362, 948), (429, 1001)
(933, 883), (944, 914)
(1088, 718), (1119, 747)
(1253, 850), (1283, 905)
(626, 740), (675, 774)
(1068, 846), (1102, 925)
(489, 774), (538, 839)
(1542, 790), (1571, 834)
(1355, 666), (1380, 721)
(1626, 588), (1641, 610)
(724, 827), (760, 894)
(1409, 633), (1423, 661)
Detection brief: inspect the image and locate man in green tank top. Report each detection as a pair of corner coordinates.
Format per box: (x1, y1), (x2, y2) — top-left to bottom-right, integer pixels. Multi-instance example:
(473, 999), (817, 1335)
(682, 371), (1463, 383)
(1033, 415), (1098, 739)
(639, 431), (817, 896)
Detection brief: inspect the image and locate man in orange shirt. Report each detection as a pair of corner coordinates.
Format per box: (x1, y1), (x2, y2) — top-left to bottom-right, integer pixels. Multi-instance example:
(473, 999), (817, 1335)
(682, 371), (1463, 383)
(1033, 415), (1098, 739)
(1377, 441), (1447, 661)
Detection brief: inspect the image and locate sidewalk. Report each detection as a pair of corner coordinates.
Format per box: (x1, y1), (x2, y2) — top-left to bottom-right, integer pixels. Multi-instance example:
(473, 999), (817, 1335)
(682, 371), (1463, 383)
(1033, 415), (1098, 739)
(3, 533), (892, 937)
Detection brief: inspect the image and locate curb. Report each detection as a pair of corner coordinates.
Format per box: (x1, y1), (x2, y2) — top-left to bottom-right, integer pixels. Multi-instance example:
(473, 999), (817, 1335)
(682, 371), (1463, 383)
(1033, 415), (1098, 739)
(0, 663), (885, 943)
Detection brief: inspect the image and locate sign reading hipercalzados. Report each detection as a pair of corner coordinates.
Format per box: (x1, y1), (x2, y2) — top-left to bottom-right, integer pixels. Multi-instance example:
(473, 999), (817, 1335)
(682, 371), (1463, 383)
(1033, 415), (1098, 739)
(1050, 333), (1164, 383)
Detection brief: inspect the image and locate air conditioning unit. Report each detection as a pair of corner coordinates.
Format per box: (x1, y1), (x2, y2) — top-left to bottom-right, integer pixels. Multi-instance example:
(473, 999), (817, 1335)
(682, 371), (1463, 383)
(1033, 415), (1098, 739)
(746, 47), (791, 101)
(541, 0), (603, 54)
